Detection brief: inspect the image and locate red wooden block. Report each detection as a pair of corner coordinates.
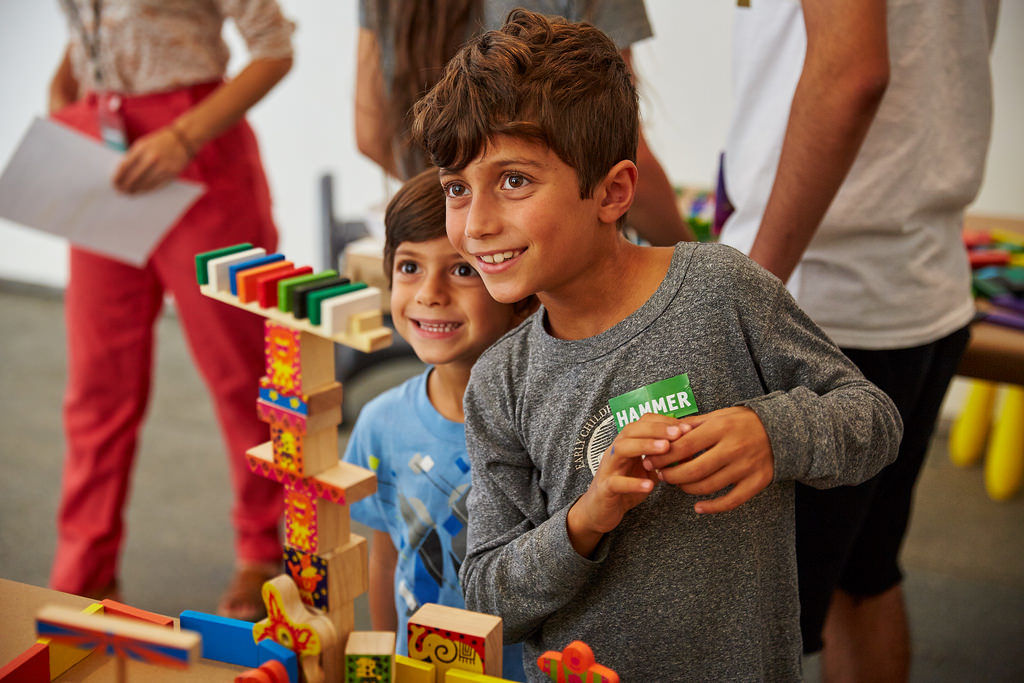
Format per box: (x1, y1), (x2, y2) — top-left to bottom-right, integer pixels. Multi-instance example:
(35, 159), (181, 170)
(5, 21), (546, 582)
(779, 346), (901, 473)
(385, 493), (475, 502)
(0, 642), (49, 682)
(963, 229), (992, 249)
(100, 599), (174, 627)
(257, 266), (313, 309)
(235, 660), (289, 683)
(238, 261), (295, 303)
(969, 249), (1011, 269)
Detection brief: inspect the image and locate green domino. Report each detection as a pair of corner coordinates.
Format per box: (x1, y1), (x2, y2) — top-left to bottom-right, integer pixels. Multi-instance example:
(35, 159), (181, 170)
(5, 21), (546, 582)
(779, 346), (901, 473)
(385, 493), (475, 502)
(308, 282), (369, 326)
(194, 243), (253, 285)
(277, 270), (338, 313)
(608, 373), (698, 432)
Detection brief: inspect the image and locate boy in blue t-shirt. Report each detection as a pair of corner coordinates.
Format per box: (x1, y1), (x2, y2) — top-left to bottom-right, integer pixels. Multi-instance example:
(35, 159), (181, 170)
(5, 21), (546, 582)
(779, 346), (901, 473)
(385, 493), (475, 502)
(343, 169), (533, 680)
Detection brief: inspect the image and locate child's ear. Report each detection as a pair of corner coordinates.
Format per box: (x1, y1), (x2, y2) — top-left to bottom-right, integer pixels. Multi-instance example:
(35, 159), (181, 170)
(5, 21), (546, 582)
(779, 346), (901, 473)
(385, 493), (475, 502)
(511, 295), (539, 326)
(596, 160), (638, 225)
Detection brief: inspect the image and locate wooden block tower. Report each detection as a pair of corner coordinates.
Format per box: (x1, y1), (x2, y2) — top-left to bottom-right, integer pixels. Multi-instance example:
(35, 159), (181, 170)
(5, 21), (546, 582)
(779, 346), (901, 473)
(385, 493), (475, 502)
(196, 244), (391, 679)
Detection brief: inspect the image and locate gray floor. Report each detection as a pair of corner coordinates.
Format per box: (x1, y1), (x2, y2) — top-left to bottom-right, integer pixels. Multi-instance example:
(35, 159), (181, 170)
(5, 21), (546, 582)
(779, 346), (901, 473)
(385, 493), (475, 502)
(1, 284), (1022, 681)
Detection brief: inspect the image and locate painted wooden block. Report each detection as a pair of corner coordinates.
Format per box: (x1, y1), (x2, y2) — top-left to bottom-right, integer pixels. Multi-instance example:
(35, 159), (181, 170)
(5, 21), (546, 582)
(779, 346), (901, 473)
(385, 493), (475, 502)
(395, 654), (435, 683)
(247, 441), (377, 508)
(407, 604), (503, 680)
(230, 254), (286, 295)
(257, 632), (299, 683)
(536, 641), (618, 683)
(100, 599), (173, 627)
(277, 271), (339, 314)
(445, 670), (517, 683)
(195, 243), (253, 285)
(207, 248), (266, 293)
(283, 482), (350, 555)
(259, 382), (344, 417)
(263, 322), (336, 398)
(259, 403), (340, 475)
(322, 287), (383, 336)
(258, 266), (313, 308)
(284, 535), (368, 610)
(36, 605), (200, 670)
(0, 641), (48, 682)
(238, 261), (295, 303)
(179, 610), (260, 668)
(36, 601), (104, 679)
(291, 277), (350, 320)
(253, 576), (338, 683)
(307, 282), (367, 326)
(345, 631), (395, 682)
(235, 659), (290, 683)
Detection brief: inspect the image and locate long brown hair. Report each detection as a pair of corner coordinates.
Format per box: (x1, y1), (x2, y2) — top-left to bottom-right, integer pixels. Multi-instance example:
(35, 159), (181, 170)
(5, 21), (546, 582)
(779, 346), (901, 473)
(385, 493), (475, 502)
(386, 0), (480, 178)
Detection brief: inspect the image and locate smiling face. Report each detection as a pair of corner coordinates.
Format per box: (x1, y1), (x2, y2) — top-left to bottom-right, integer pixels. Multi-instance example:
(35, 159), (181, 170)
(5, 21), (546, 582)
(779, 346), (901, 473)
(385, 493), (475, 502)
(441, 135), (619, 306)
(390, 236), (518, 370)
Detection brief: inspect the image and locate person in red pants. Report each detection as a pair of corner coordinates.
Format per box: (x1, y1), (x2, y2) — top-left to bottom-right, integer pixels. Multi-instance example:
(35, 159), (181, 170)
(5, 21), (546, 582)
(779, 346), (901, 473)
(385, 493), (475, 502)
(48, 0), (295, 620)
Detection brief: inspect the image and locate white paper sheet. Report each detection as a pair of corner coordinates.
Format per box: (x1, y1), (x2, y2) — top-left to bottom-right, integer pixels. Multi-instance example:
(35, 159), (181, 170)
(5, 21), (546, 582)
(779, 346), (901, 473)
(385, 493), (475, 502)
(0, 117), (204, 266)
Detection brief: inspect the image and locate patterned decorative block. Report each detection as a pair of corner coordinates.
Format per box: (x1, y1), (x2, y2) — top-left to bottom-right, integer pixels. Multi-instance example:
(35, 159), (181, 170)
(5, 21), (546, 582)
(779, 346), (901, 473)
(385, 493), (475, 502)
(407, 604), (503, 680)
(283, 483), (348, 554)
(263, 322), (334, 398)
(345, 631), (395, 683)
(246, 442), (377, 508)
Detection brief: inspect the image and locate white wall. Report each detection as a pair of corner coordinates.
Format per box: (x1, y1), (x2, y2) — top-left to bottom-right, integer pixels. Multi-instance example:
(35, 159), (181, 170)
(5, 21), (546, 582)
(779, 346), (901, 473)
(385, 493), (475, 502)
(0, 1), (1021, 288)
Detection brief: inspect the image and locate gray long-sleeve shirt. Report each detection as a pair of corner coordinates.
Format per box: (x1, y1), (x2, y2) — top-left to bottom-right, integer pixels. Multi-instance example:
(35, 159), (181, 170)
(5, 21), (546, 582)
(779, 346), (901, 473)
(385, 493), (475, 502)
(460, 243), (902, 681)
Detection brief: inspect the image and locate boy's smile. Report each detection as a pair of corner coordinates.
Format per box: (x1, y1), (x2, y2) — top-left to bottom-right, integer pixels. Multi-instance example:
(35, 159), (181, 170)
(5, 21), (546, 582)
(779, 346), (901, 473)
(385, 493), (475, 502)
(390, 237), (517, 370)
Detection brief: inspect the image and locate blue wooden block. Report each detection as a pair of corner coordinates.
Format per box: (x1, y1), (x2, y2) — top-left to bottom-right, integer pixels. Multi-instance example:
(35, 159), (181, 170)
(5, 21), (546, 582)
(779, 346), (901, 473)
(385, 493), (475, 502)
(178, 610), (259, 668)
(258, 638), (299, 683)
(229, 254), (285, 295)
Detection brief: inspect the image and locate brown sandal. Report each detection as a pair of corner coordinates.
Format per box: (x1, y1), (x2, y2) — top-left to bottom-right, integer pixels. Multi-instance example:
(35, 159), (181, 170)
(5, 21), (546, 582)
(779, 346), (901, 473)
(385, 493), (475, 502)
(216, 562), (279, 622)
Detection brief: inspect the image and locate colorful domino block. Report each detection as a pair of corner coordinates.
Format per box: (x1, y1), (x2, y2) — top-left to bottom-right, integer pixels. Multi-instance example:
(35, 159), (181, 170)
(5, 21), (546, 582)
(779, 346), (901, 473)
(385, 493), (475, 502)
(257, 639), (298, 683)
(179, 610), (260, 668)
(238, 261), (295, 303)
(100, 599), (174, 627)
(407, 604), (503, 680)
(291, 277), (349, 320)
(0, 642), (49, 682)
(395, 654), (435, 683)
(195, 243), (253, 285)
(258, 266), (313, 308)
(445, 670), (518, 682)
(230, 254), (286, 295)
(322, 287), (382, 336)
(277, 271), (338, 314)
(208, 248), (267, 292)
(307, 282), (368, 326)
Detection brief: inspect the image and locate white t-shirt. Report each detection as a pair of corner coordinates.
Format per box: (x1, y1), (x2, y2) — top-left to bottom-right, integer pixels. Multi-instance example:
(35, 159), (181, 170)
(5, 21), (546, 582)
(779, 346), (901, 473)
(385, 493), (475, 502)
(720, 0), (999, 349)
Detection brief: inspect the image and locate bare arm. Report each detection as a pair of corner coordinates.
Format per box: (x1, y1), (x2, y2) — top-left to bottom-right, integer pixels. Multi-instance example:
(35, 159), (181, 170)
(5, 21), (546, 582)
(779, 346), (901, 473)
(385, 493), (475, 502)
(114, 55), (292, 193)
(368, 530), (398, 631)
(747, 0), (889, 282)
(621, 49), (696, 245)
(355, 27), (401, 177)
(48, 45), (79, 115)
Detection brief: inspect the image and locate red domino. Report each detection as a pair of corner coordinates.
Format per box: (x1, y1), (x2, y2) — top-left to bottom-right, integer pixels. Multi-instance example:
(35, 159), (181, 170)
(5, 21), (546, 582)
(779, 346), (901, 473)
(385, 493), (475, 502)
(257, 266), (312, 308)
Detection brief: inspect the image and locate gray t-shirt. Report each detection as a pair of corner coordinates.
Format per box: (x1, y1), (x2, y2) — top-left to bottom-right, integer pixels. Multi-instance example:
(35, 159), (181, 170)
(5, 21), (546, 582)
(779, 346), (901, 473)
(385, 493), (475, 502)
(461, 243), (902, 681)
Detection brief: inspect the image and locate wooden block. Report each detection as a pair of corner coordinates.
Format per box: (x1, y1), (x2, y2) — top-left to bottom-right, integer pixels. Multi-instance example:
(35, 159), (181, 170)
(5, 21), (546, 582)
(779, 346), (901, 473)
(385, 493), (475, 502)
(208, 248), (266, 292)
(537, 641), (618, 683)
(395, 654), (435, 683)
(247, 441), (377, 507)
(254, 576), (339, 683)
(0, 642), (48, 682)
(264, 321), (336, 397)
(285, 534), (367, 611)
(100, 599), (173, 627)
(239, 261), (295, 303)
(257, 639), (299, 683)
(322, 287), (383, 336)
(291, 277), (350, 320)
(283, 482), (350, 555)
(307, 282), (367, 326)
(345, 631), (395, 682)
(278, 271), (339, 314)
(259, 404), (341, 475)
(230, 254), (286, 295)
(195, 243), (253, 285)
(179, 610), (260, 668)
(445, 670), (516, 683)
(36, 601), (104, 679)
(36, 605), (200, 669)
(342, 238), (390, 313)
(258, 266), (314, 308)
(407, 604), (503, 679)
(235, 659), (290, 683)
(259, 381), (343, 417)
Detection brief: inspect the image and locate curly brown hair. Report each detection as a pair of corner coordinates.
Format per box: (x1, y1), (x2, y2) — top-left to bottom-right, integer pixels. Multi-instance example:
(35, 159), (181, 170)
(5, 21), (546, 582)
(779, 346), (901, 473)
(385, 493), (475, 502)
(410, 8), (638, 199)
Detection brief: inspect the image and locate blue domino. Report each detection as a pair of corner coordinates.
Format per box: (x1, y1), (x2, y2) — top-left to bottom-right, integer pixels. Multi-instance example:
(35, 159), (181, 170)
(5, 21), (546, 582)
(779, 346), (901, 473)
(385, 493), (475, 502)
(229, 254), (285, 295)
(258, 639), (298, 683)
(179, 610), (259, 668)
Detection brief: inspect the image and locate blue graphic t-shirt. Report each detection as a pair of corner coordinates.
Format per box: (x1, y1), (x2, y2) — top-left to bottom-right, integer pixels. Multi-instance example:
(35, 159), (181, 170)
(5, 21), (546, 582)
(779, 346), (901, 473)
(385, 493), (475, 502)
(343, 369), (526, 681)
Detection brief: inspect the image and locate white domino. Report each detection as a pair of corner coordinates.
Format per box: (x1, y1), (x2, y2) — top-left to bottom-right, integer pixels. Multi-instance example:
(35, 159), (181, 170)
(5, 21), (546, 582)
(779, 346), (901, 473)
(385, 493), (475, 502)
(206, 248), (266, 293)
(321, 287), (382, 335)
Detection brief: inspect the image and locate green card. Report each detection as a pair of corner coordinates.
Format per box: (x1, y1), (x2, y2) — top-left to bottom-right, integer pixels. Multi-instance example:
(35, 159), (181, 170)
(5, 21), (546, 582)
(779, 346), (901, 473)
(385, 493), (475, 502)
(608, 373), (698, 432)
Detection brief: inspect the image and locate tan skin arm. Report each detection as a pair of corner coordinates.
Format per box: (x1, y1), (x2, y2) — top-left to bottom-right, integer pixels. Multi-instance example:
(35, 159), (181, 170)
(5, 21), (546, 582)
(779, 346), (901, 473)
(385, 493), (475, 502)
(355, 27), (401, 177)
(747, 0), (889, 283)
(112, 55), (293, 194)
(49, 45), (80, 115)
(368, 530), (399, 631)
(621, 49), (696, 245)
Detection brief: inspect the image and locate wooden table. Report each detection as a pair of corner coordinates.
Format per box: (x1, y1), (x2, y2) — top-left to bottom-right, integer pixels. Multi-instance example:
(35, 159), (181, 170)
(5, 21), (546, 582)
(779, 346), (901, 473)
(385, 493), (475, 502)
(0, 578), (245, 681)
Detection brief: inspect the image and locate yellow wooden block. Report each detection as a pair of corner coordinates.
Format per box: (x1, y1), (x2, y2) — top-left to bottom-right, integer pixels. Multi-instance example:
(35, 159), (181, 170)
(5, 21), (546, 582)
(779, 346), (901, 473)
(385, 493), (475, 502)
(445, 669), (516, 682)
(37, 602), (103, 679)
(395, 654), (435, 683)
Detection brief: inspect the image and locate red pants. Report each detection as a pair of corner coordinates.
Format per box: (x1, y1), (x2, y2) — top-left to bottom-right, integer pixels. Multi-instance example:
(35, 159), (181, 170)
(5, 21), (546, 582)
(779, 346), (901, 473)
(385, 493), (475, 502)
(50, 84), (283, 594)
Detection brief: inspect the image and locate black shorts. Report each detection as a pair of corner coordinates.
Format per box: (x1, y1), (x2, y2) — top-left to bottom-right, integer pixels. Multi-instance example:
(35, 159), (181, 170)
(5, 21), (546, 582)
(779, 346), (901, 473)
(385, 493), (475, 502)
(795, 325), (971, 654)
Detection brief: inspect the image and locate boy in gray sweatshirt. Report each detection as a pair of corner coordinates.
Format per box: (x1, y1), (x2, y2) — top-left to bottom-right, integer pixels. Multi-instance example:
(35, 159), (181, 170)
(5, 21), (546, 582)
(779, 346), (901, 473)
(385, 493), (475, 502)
(411, 9), (903, 681)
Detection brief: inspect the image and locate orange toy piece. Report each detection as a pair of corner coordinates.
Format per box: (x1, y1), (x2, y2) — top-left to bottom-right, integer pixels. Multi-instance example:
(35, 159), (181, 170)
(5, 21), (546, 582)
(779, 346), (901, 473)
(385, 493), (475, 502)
(235, 659), (289, 683)
(537, 641), (618, 683)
